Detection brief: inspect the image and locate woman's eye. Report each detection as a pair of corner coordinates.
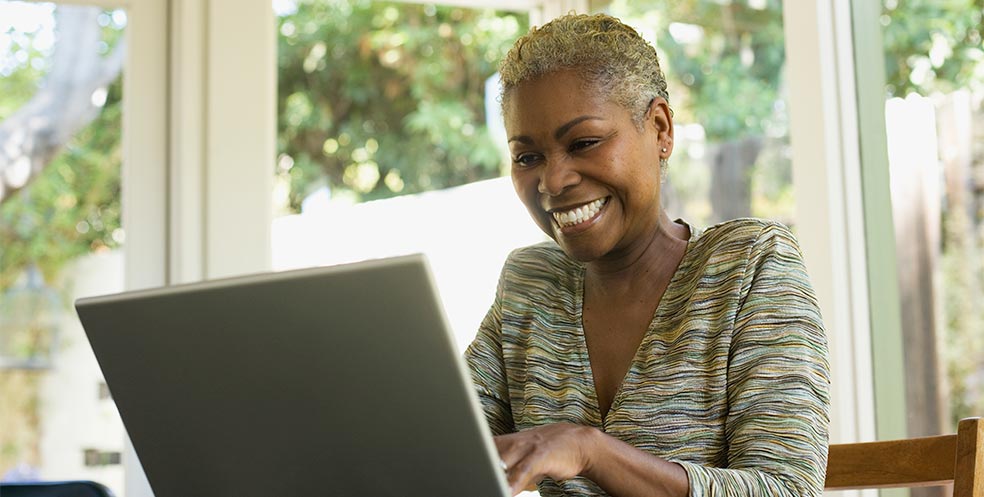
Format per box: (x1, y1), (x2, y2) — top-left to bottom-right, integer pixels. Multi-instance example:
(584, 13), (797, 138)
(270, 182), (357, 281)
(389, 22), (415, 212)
(570, 139), (599, 152)
(513, 154), (541, 167)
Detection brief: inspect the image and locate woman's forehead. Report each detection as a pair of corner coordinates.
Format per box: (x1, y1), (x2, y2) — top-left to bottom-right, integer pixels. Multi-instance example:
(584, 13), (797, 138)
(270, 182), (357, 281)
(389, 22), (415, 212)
(506, 71), (612, 112)
(504, 73), (627, 131)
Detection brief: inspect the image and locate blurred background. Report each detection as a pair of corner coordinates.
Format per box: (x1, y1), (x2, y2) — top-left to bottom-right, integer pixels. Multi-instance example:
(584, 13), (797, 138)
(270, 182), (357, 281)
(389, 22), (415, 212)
(1, 1), (982, 495)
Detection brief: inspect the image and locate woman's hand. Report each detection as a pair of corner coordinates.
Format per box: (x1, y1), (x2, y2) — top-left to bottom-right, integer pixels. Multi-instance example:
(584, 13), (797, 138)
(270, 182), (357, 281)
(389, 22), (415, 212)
(494, 422), (599, 495)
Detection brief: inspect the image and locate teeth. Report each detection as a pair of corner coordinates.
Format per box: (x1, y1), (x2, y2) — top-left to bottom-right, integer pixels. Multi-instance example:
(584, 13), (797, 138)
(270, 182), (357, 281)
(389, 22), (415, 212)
(552, 198), (607, 228)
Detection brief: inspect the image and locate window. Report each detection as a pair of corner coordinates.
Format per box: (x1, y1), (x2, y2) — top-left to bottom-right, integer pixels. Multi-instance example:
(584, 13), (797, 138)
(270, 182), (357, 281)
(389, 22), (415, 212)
(272, 0), (540, 350)
(879, 0), (984, 436)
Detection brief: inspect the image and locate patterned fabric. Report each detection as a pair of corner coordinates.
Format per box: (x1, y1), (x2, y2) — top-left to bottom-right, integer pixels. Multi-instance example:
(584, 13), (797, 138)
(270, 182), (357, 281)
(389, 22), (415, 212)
(465, 218), (830, 497)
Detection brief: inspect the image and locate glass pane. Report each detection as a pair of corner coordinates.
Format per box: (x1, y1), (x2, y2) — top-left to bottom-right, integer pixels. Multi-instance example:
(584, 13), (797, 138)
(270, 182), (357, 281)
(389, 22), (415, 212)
(272, 0), (538, 350)
(879, 0), (984, 436)
(0, 2), (128, 494)
(607, 0), (794, 230)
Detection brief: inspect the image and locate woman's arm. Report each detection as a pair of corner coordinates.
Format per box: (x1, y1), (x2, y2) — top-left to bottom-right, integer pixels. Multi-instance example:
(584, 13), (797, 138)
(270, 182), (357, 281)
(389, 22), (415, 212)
(496, 423), (689, 497)
(465, 263), (515, 436)
(679, 224), (830, 496)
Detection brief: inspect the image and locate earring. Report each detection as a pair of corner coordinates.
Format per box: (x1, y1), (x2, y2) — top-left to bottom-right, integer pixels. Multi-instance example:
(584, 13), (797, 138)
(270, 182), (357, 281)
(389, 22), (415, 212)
(661, 147), (667, 153)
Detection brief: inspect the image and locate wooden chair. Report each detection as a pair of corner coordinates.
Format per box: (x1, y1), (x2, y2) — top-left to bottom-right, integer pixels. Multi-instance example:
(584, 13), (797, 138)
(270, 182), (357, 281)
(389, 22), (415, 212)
(825, 417), (984, 496)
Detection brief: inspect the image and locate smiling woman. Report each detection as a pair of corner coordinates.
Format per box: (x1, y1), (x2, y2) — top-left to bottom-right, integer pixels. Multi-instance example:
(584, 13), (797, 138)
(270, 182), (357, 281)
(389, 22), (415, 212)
(465, 13), (830, 497)
(504, 69), (677, 264)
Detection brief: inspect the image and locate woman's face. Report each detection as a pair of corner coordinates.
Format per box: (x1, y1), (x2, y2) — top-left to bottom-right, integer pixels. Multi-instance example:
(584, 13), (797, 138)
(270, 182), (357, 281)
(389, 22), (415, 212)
(504, 69), (674, 263)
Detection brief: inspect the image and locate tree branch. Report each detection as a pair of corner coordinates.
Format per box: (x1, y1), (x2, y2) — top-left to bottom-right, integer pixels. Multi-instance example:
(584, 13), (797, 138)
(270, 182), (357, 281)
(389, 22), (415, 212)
(0, 5), (126, 204)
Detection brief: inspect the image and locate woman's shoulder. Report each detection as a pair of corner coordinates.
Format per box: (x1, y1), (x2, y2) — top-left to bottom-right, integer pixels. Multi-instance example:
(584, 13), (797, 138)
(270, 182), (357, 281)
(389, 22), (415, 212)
(505, 240), (579, 273)
(497, 240), (581, 294)
(699, 217), (792, 241)
(694, 217), (799, 255)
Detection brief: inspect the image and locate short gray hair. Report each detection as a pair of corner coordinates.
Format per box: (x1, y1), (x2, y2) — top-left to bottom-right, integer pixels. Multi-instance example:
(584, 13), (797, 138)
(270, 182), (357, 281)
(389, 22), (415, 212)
(499, 13), (671, 125)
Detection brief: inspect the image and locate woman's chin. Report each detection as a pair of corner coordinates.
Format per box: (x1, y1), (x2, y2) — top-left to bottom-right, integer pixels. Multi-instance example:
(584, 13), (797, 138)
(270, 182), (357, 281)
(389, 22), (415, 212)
(556, 240), (608, 263)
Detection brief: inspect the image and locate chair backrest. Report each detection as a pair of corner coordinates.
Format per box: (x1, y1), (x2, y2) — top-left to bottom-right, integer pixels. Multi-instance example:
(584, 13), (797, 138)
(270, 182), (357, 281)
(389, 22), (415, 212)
(0, 480), (114, 497)
(825, 417), (983, 497)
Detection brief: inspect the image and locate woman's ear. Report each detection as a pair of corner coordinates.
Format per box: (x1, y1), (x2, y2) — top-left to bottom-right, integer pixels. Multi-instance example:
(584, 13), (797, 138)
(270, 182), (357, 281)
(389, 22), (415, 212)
(646, 97), (674, 159)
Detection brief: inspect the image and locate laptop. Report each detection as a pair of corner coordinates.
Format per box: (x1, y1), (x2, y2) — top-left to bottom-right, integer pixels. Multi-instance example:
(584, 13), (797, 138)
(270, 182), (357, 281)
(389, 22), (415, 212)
(75, 254), (511, 497)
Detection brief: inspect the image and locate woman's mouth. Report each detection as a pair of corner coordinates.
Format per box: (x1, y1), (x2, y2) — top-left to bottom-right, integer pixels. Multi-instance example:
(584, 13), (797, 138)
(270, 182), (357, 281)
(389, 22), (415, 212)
(551, 197), (608, 229)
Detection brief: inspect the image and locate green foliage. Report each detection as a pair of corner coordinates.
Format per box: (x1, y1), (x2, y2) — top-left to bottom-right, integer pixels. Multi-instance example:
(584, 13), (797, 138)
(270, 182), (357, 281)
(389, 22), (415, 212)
(941, 211), (984, 422)
(0, 78), (123, 291)
(0, 6), (124, 292)
(0, 20), (49, 118)
(610, 0), (786, 141)
(609, 0), (790, 227)
(277, 1), (527, 209)
(612, 0), (983, 132)
(881, 0), (984, 96)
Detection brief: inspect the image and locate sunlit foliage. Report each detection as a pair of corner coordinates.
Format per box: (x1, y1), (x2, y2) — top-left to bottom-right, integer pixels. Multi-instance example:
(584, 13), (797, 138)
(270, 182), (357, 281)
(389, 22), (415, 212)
(276, 1), (527, 209)
(0, 9), (124, 292)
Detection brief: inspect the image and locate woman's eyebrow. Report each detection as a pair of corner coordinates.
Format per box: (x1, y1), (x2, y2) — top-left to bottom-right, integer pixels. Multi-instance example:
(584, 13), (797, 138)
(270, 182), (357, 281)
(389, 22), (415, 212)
(508, 115), (606, 144)
(554, 115), (604, 140)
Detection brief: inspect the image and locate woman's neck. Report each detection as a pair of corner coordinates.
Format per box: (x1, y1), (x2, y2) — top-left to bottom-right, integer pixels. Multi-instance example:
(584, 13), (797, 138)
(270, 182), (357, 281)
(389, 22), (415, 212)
(584, 210), (690, 298)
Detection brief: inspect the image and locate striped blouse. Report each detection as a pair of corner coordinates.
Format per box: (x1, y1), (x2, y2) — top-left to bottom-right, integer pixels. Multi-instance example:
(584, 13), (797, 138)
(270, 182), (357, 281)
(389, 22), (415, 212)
(464, 218), (830, 497)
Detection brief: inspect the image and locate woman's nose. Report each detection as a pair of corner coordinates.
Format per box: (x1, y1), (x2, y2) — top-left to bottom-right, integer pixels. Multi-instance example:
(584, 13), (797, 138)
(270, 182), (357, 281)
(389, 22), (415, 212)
(537, 157), (580, 196)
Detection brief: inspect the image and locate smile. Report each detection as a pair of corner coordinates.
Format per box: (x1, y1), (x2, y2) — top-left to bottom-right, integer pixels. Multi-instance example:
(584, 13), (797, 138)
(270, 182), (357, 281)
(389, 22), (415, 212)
(551, 197), (608, 228)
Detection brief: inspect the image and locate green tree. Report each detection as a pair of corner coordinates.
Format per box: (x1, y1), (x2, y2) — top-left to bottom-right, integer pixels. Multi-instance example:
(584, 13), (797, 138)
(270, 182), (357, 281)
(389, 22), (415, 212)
(613, 0), (785, 140)
(1, 1), (526, 287)
(1, 6), (124, 292)
(881, 0), (984, 97)
(277, 0), (527, 210)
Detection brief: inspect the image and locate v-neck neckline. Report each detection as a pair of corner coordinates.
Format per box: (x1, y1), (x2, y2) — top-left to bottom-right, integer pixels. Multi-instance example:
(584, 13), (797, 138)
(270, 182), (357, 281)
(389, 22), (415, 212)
(573, 220), (700, 428)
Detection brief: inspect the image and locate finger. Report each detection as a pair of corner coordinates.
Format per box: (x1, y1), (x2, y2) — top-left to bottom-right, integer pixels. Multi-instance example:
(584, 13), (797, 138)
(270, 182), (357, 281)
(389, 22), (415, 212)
(505, 449), (542, 496)
(494, 434), (527, 473)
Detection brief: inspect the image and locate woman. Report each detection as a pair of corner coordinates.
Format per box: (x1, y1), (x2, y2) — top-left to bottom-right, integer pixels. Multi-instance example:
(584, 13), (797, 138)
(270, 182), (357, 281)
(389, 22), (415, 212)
(464, 13), (830, 497)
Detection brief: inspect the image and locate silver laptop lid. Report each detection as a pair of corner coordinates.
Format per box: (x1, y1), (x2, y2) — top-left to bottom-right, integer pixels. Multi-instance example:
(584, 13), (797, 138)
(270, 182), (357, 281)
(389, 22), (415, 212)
(76, 254), (510, 497)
